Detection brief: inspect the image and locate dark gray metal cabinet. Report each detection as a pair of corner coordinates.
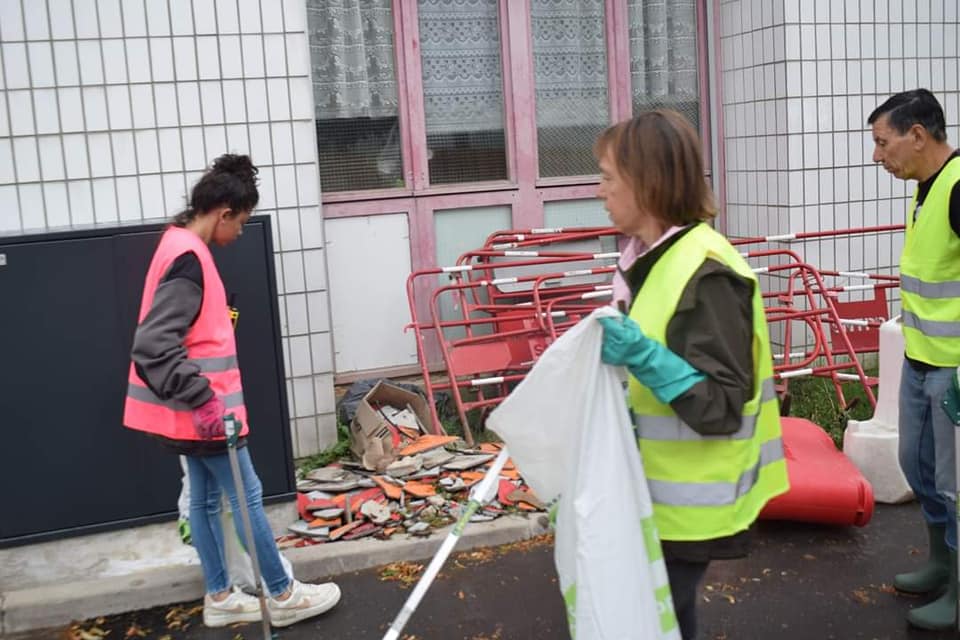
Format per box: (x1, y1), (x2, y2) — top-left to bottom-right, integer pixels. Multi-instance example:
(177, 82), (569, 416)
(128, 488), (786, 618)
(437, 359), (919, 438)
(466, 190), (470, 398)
(0, 216), (295, 547)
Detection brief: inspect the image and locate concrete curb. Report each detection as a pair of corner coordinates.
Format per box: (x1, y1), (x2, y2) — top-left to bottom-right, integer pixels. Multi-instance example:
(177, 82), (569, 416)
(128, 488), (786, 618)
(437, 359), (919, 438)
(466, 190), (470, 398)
(1, 514), (550, 635)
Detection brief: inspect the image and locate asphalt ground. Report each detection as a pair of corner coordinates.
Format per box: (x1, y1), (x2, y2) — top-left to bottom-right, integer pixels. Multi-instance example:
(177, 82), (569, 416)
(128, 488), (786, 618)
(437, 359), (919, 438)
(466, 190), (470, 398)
(27, 503), (960, 640)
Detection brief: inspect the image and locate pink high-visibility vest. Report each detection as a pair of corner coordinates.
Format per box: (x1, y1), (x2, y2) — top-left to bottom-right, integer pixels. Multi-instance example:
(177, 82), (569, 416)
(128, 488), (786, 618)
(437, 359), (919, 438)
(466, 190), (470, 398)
(123, 226), (249, 441)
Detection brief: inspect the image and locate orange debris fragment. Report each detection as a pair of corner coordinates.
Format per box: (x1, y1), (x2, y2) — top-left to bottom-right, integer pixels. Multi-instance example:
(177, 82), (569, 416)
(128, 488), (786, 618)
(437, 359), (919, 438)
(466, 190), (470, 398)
(329, 520), (363, 541)
(398, 434), (459, 456)
(308, 517), (341, 529)
(372, 475), (404, 500)
(403, 482), (437, 498)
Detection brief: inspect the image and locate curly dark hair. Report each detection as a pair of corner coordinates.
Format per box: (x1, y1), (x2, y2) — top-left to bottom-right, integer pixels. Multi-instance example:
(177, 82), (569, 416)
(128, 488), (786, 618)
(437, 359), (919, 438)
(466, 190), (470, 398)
(172, 154), (259, 226)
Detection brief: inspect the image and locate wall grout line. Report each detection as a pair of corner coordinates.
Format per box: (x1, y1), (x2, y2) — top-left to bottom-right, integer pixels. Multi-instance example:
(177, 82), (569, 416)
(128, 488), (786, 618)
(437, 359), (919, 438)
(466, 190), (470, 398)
(1, 8), (25, 232)
(116, 0), (147, 222)
(17, 0), (48, 229)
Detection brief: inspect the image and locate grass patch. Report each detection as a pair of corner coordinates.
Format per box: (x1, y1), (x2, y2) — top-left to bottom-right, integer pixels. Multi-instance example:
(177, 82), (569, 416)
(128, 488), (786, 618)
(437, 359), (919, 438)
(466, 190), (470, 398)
(434, 388), (504, 444)
(786, 370), (877, 447)
(441, 414), (504, 444)
(296, 422), (351, 476)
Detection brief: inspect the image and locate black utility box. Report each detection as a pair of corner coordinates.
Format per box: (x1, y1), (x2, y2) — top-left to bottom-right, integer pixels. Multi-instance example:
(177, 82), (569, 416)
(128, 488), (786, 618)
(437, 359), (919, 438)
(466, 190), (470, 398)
(0, 216), (295, 547)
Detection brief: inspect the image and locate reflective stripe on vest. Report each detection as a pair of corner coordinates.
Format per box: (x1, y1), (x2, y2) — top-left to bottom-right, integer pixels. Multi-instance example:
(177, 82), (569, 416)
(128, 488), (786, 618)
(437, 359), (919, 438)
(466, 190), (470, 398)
(646, 438), (785, 506)
(901, 274), (960, 299)
(902, 310), (960, 338)
(127, 383), (245, 412)
(635, 378), (777, 441)
(123, 226), (248, 441)
(627, 223), (790, 541)
(900, 156), (960, 366)
(194, 355), (239, 372)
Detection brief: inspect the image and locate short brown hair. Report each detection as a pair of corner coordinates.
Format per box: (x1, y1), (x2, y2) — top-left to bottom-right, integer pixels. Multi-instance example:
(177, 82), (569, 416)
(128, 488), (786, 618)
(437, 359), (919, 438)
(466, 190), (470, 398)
(594, 110), (716, 225)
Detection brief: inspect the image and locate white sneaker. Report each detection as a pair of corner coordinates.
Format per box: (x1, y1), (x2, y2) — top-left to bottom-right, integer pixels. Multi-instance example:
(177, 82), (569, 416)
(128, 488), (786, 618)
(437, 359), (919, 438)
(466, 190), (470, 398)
(203, 586), (263, 627)
(267, 579), (341, 627)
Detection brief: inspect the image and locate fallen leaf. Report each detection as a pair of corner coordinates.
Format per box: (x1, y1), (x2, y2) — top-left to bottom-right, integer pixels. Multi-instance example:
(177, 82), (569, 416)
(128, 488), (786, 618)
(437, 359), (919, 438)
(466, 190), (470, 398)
(802, 553), (816, 560)
(124, 624), (149, 639)
(380, 562), (425, 587)
(69, 627), (108, 640)
(851, 588), (873, 604)
(457, 590), (465, 600)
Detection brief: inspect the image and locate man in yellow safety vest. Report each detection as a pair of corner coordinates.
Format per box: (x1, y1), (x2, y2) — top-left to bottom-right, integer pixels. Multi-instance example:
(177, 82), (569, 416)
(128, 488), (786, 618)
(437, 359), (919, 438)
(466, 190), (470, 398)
(869, 88), (960, 631)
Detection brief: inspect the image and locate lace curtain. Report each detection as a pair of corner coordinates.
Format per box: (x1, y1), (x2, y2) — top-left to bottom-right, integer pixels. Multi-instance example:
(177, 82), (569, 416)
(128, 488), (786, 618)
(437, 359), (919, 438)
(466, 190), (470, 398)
(308, 0), (398, 120)
(532, 0), (608, 129)
(418, 0), (504, 134)
(629, 0), (700, 124)
(308, 0), (700, 134)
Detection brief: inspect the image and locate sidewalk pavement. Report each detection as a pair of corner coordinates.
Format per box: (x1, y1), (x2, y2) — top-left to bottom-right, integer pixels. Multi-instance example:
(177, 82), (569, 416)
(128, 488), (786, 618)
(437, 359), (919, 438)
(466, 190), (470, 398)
(0, 500), (549, 636)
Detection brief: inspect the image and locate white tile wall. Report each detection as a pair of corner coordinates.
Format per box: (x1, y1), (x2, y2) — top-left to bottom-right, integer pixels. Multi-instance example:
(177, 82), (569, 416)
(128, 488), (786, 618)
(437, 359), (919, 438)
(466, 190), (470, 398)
(0, 0), (335, 456)
(721, 0), (960, 350)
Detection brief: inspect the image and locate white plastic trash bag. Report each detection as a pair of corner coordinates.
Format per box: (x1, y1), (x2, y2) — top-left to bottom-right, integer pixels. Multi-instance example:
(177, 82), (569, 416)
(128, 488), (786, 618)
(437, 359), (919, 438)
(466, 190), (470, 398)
(487, 307), (679, 640)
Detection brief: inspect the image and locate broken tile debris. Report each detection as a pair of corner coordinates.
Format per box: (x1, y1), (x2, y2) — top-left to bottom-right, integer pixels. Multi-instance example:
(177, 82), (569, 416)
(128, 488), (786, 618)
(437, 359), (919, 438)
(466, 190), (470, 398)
(285, 403), (545, 546)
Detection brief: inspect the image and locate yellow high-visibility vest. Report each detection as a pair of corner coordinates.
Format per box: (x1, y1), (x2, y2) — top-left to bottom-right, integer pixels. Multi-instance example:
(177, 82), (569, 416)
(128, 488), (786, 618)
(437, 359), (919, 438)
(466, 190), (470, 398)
(900, 156), (960, 366)
(628, 223), (789, 541)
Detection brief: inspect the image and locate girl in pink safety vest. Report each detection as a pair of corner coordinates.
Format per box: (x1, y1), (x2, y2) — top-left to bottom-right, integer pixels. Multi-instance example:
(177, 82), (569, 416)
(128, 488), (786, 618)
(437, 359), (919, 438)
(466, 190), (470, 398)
(124, 154), (340, 630)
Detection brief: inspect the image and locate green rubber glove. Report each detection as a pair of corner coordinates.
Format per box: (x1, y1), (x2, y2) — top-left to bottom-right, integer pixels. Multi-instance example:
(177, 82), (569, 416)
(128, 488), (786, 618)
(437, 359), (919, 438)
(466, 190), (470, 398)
(597, 314), (706, 404)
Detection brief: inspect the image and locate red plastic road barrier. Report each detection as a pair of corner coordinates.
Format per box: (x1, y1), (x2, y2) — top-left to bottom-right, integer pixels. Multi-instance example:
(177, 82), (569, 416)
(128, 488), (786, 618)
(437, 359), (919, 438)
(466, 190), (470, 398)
(760, 417), (874, 527)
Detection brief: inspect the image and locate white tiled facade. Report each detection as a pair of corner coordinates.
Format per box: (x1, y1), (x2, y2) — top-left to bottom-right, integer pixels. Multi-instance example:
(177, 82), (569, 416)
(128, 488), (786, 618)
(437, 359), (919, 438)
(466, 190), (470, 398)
(720, 0), (960, 277)
(0, 0), (336, 456)
(3, 1), (960, 456)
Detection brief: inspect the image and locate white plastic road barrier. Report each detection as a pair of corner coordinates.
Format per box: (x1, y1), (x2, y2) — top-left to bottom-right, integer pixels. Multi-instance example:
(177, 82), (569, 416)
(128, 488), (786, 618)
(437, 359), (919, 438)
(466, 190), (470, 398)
(843, 316), (914, 503)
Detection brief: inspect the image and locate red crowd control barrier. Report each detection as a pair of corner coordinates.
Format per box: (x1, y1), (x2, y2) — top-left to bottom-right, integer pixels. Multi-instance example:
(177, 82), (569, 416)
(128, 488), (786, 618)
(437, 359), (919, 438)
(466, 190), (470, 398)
(405, 228), (619, 444)
(406, 224), (903, 444)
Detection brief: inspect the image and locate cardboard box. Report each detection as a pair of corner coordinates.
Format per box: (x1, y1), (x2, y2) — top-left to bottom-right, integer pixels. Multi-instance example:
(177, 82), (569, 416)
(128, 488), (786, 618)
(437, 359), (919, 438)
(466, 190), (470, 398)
(350, 381), (434, 470)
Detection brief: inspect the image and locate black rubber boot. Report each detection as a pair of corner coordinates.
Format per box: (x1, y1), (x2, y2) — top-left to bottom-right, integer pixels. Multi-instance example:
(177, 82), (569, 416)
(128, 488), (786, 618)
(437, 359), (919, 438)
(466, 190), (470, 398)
(894, 523), (951, 594)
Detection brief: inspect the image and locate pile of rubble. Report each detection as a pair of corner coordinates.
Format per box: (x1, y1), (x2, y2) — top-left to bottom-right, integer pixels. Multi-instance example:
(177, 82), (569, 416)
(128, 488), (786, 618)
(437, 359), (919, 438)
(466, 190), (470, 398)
(281, 438), (544, 547)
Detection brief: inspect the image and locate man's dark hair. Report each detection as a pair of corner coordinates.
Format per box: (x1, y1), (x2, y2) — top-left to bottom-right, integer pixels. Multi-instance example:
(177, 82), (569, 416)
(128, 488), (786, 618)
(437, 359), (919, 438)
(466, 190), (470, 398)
(868, 89), (947, 142)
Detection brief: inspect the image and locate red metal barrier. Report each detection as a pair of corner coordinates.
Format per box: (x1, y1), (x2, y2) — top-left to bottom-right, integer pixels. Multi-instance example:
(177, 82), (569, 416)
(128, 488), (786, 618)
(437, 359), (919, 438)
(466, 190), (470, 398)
(406, 224), (903, 438)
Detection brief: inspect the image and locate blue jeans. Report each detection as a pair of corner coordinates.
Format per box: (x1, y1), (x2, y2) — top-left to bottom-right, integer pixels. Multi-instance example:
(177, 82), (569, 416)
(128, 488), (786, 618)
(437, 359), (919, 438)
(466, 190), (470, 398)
(898, 360), (958, 550)
(186, 448), (291, 596)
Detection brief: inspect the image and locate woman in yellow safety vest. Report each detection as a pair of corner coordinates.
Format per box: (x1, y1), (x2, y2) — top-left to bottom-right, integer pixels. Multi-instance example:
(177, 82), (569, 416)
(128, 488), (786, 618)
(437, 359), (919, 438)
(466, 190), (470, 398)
(124, 154), (340, 629)
(595, 111), (789, 640)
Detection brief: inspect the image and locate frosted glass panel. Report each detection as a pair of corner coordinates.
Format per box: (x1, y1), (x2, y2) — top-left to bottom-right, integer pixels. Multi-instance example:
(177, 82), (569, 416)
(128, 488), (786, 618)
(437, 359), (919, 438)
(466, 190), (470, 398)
(544, 197), (607, 228)
(434, 205), (512, 337)
(434, 205), (512, 267)
(544, 198), (618, 253)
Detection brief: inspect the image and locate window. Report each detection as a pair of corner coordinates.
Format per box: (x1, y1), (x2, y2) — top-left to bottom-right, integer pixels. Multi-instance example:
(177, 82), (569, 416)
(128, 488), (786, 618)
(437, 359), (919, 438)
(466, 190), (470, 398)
(308, 1), (706, 195)
(308, 1), (402, 192)
(628, 0), (701, 131)
(419, 0), (508, 185)
(532, 0), (609, 178)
